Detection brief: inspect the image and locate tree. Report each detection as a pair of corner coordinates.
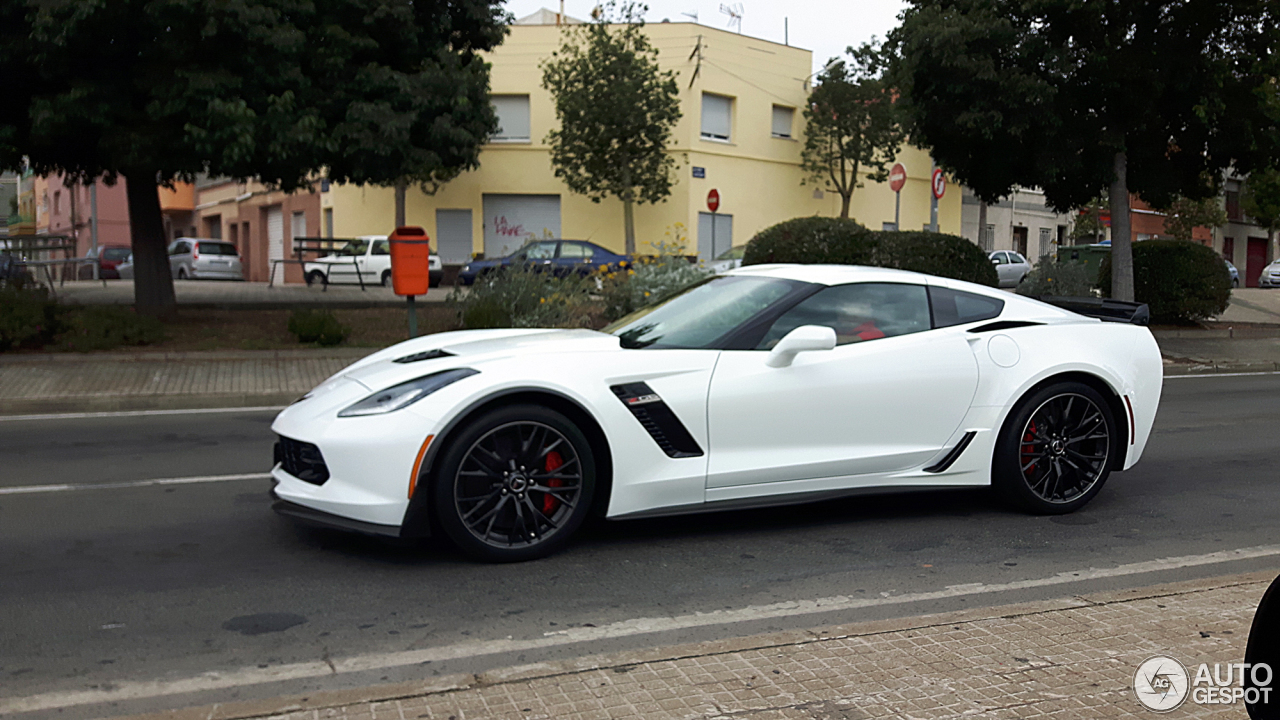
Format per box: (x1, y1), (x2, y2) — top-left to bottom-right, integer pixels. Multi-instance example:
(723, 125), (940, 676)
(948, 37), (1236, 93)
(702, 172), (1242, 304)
(889, 0), (1280, 301)
(1161, 196), (1227, 244)
(1242, 168), (1280, 259)
(541, 1), (681, 255)
(1070, 198), (1110, 244)
(0, 0), (505, 315)
(801, 42), (905, 219)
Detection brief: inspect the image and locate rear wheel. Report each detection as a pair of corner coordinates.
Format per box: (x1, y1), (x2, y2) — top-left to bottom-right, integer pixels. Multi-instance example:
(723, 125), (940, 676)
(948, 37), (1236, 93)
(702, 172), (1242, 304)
(381, 270), (392, 287)
(993, 381), (1117, 514)
(432, 404), (595, 562)
(177, 267), (188, 280)
(306, 270), (326, 287)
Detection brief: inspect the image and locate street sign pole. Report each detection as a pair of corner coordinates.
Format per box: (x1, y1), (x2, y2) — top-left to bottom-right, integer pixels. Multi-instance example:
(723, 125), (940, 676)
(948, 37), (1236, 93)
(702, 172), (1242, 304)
(888, 163), (907, 232)
(707, 189), (721, 258)
(894, 191), (901, 232)
(929, 160), (939, 233)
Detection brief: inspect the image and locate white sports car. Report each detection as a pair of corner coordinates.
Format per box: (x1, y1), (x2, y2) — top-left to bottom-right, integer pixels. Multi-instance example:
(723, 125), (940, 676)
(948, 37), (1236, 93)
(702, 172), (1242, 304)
(271, 265), (1163, 562)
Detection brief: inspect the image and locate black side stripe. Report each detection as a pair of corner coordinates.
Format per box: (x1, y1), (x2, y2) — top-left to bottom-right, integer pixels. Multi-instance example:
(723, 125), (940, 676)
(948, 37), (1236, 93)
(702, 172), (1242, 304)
(610, 382), (704, 458)
(924, 431), (977, 473)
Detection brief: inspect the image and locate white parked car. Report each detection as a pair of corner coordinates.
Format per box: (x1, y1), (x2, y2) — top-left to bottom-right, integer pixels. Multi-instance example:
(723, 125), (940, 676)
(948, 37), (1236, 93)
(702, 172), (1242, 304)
(168, 238), (245, 280)
(990, 250), (1031, 287)
(304, 235), (442, 288)
(1261, 260), (1280, 288)
(270, 264), (1162, 562)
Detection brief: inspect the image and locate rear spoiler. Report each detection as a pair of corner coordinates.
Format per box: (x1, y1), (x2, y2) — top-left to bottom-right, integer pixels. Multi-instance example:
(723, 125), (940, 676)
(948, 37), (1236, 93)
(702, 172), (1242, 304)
(1035, 296), (1151, 326)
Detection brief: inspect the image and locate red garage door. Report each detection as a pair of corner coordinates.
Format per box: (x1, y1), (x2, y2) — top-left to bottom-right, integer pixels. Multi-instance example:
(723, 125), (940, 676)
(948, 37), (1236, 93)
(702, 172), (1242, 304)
(1247, 237), (1267, 287)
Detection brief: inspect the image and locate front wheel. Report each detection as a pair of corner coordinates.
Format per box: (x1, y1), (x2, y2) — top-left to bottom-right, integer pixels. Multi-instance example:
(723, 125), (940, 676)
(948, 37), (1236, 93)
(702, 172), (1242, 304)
(432, 404), (595, 562)
(306, 270), (326, 287)
(992, 381), (1117, 514)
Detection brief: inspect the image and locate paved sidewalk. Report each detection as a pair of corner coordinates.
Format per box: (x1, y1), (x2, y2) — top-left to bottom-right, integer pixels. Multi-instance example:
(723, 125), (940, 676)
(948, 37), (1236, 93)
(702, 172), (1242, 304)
(124, 571), (1273, 720)
(0, 349), (370, 414)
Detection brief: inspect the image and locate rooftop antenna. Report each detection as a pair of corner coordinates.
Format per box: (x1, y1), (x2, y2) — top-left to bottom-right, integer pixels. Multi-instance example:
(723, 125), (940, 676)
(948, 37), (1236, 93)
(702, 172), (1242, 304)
(680, 9), (698, 22)
(719, 3), (743, 33)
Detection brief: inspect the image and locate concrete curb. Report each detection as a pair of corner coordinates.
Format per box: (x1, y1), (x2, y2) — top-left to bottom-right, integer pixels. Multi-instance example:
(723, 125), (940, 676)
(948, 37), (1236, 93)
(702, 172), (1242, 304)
(0, 348), (373, 365)
(1162, 361), (1280, 376)
(115, 569), (1277, 720)
(0, 392), (300, 416)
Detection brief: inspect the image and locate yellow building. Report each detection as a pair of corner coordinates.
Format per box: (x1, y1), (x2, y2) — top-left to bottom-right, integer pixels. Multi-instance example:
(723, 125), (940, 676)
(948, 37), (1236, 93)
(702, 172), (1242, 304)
(323, 12), (961, 265)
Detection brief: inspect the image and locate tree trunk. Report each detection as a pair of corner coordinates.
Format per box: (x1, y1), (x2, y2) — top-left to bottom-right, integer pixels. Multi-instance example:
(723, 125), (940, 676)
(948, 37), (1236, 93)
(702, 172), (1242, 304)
(620, 167), (635, 255)
(839, 191), (851, 219)
(394, 179), (407, 228)
(1109, 151), (1134, 302)
(124, 170), (176, 317)
(977, 200), (988, 250)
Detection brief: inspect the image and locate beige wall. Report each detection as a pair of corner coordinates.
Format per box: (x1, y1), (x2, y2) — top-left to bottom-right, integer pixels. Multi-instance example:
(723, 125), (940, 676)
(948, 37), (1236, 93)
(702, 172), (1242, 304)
(324, 22), (961, 258)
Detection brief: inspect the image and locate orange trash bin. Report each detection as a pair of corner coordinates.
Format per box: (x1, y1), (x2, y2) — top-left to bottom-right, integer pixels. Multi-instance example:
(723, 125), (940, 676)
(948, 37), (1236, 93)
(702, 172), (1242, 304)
(388, 226), (432, 297)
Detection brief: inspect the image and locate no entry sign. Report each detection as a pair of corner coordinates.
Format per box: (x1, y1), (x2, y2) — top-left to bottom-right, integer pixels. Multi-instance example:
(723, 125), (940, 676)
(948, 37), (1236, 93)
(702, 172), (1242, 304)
(889, 163), (907, 193)
(931, 168), (947, 199)
(707, 189), (721, 213)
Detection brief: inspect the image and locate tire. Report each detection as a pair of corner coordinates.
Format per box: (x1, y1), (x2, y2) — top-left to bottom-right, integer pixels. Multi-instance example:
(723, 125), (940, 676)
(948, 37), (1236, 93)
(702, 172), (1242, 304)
(381, 270), (392, 288)
(992, 381), (1118, 514)
(177, 268), (187, 280)
(432, 404), (596, 562)
(306, 270), (326, 287)
(1232, 278), (1240, 288)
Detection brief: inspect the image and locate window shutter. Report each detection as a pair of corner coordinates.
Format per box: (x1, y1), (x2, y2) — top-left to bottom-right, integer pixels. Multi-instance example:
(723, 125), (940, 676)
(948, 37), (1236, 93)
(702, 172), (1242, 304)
(492, 95), (531, 141)
(771, 106), (793, 138)
(701, 93), (732, 140)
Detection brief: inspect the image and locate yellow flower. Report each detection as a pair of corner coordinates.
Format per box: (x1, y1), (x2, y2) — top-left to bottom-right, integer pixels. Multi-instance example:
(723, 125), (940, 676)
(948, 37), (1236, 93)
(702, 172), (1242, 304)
(540, 297), (547, 303)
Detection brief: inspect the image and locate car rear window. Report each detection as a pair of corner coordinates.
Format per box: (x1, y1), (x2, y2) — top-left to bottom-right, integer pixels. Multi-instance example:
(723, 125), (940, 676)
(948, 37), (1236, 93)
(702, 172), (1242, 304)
(929, 286), (1005, 328)
(198, 242), (238, 256)
(102, 248), (132, 261)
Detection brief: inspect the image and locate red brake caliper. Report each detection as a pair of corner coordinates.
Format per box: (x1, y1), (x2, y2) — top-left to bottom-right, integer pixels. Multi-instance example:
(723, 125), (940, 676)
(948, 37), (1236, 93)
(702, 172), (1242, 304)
(542, 451), (564, 514)
(1021, 420), (1037, 477)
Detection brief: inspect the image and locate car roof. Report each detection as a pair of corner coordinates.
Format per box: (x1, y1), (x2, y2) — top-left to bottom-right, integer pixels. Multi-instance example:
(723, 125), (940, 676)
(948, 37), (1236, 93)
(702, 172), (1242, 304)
(725, 263), (940, 287)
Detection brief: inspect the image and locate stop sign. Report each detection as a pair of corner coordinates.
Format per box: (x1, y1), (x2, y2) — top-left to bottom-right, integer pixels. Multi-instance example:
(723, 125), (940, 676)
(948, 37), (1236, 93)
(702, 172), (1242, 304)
(889, 163), (907, 193)
(707, 189), (720, 213)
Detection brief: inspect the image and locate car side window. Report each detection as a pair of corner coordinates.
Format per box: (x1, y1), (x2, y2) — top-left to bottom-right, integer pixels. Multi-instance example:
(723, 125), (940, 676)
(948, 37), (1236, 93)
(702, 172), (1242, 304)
(992, 252), (1009, 265)
(524, 242), (556, 260)
(558, 242), (594, 259)
(756, 282), (932, 349)
(372, 240), (390, 256)
(929, 286), (1005, 328)
(1011, 252), (1027, 264)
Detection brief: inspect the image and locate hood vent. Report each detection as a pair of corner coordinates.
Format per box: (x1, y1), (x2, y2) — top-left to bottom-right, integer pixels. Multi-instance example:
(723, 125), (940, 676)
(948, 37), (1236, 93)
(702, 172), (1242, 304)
(394, 349), (455, 364)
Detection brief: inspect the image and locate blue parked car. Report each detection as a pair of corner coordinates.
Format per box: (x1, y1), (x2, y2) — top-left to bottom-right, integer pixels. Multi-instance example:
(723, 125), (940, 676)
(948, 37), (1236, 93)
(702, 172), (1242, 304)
(458, 239), (631, 285)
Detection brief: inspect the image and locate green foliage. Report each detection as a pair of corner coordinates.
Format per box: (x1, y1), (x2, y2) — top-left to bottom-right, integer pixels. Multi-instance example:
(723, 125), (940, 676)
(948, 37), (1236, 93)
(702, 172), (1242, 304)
(1098, 240), (1231, 323)
(742, 219), (996, 286)
(541, 1), (681, 253)
(288, 309), (350, 346)
(802, 41), (906, 219)
(600, 232), (711, 321)
(54, 306), (166, 352)
(449, 266), (597, 329)
(874, 231), (998, 286)
(1016, 257), (1097, 298)
(1160, 196), (1227, 243)
(1070, 198), (1109, 243)
(742, 217), (877, 266)
(0, 284), (60, 351)
(1242, 167), (1280, 236)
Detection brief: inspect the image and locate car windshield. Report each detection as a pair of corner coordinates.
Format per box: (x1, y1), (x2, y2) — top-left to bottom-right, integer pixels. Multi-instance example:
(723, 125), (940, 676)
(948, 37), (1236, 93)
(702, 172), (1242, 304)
(340, 240), (369, 256)
(715, 245), (745, 261)
(197, 242), (237, 256)
(102, 247), (132, 261)
(604, 275), (806, 349)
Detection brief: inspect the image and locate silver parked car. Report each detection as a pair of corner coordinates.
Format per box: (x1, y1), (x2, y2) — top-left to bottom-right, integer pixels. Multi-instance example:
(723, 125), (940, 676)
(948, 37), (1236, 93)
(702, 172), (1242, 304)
(168, 238), (244, 280)
(1261, 260), (1280, 288)
(989, 250), (1031, 287)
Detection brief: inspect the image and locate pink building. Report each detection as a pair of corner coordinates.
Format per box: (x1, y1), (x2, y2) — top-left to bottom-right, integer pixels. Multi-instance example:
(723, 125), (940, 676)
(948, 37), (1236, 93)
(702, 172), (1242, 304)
(44, 174), (132, 256)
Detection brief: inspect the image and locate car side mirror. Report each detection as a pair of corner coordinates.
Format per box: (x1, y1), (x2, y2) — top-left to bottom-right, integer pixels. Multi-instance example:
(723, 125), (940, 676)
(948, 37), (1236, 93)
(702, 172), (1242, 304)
(991, 258), (1001, 265)
(766, 325), (837, 368)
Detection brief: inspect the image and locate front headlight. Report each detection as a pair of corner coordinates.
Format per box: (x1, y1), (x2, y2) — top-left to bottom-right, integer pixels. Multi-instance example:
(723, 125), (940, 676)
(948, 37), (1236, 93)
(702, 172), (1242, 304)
(462, 264), (472, 272)
(337, 369), (478, 418)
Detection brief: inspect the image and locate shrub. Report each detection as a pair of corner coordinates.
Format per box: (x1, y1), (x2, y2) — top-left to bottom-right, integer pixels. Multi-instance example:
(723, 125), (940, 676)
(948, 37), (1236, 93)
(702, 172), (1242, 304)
(449, 264), (596, 329)
(1016, 256), (1098, 298)
(601, 237), (712, 321)
(1098, 239), (1231, 324)
(288, 309), (350, 346)
(55, 306), (166, 352)
(742, 216), (876, 266)
(0, 284), (62, 351)
(873, 231), (998, 287)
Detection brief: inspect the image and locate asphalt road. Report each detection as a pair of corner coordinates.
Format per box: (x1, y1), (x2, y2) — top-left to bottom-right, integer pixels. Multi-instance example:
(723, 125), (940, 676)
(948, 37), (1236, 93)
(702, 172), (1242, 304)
(2, 374), (1279, 718)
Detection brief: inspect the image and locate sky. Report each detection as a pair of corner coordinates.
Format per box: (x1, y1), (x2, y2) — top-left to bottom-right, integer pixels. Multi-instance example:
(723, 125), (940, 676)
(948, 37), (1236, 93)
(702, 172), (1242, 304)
(500, 0), (910, 72)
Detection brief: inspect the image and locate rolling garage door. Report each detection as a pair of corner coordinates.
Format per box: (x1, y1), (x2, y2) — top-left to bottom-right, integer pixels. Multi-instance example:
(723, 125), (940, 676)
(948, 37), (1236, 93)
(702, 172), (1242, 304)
(482, 195), (560, 258)
(266, 206), (284, 264)
(436, 209), (474, 264)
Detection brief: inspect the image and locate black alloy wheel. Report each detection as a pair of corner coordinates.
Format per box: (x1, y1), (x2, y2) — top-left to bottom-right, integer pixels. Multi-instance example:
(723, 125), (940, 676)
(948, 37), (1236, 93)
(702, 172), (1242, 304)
(433, 404), (595, 562)
(994, 381), (1116, 514)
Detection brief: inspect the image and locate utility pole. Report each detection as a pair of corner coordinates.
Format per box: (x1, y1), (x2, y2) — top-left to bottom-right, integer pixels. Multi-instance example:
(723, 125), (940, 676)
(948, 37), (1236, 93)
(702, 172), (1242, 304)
(90, 182), (100, 280)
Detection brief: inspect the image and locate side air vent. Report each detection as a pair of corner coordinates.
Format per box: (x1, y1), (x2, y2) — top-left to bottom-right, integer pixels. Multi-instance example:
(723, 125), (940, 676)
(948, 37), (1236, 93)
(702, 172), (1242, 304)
(394, 349), (454, 364)
(924, 431), (977, 473)
(610, 382), (704, 458)
(968, 321), (1043, 333)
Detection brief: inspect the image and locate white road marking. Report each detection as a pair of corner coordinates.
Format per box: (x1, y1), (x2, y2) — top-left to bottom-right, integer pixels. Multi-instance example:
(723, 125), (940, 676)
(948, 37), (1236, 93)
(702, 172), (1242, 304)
(0, 406), (285, 422)
(1164, 371), (1280, 380)
(3, 543), (1277, 714)
(0, 473), (271, 496)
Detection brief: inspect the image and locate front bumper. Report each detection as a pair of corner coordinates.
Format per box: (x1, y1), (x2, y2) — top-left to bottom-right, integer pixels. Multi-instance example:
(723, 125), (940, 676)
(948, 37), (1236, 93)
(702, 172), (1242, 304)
(1260, 274), (1280, 288)
(271, 492), (409, 537)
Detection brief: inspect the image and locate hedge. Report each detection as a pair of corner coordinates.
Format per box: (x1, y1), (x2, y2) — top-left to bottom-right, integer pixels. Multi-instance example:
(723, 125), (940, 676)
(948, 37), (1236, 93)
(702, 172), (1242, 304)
(742, 217), (997, 287)
(1098, 239), (1230, 324)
